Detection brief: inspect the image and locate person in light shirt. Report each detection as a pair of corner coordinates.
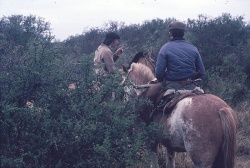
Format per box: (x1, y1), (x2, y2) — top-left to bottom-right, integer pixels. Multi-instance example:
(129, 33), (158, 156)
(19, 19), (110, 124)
(94, 32), (124, 75)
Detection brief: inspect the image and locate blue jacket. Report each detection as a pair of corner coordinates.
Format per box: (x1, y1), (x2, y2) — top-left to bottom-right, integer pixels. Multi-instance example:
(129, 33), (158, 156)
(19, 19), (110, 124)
(155, 38), (205, 81)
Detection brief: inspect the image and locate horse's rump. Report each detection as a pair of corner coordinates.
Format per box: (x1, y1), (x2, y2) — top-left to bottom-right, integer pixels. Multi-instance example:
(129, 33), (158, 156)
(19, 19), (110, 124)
(150, 94), (238, 168)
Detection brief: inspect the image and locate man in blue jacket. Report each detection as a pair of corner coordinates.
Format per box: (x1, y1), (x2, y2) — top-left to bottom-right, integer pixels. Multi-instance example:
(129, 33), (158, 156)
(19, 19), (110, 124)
(155, 21), (205, 91)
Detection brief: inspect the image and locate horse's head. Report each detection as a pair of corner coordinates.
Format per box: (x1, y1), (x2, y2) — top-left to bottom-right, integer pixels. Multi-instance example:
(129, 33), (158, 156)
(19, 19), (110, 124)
(123, 62), (155, 85)
(122, 63), (161, 121)
(121, 62), (154, 97)
(129, 51), (155, 74)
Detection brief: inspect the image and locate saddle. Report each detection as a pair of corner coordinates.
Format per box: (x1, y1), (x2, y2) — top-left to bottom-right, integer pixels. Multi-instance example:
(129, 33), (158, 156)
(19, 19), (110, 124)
(152, 86), (204, 117)
(157, 92), (196, 114)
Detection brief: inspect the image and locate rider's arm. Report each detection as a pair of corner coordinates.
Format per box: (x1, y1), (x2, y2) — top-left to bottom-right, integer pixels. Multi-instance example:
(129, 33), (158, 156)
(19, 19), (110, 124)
(155, 47), (167, 82)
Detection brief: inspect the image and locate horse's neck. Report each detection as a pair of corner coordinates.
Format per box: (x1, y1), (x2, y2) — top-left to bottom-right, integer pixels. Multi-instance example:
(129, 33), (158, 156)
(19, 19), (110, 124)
(131, 76), (150, 85)
(141, 83), (164, 104)
(138, 57), (155, 74)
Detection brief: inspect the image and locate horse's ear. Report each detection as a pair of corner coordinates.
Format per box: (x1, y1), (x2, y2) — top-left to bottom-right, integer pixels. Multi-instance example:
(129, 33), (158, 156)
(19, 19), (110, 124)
(122, 64), (128, 73)
(145, 51), (152, 58)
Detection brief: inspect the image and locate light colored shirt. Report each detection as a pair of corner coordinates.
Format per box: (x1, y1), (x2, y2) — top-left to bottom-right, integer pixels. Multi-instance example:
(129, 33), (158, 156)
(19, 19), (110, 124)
(94, 43), (116, 73)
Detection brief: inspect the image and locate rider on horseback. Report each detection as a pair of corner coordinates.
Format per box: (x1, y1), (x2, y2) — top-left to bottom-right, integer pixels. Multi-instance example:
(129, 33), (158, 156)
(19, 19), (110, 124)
(155, 21), (205, 90)
(154, 21), (206, 107)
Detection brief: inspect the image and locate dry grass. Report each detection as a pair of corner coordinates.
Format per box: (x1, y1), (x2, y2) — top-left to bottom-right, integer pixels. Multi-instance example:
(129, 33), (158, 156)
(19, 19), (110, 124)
(234, 101), (250, 168)
(174, 152), (250, 168)
(236, 101), (250, 156)
(175, 153), (193, 168)
(236, 155), (250, 168)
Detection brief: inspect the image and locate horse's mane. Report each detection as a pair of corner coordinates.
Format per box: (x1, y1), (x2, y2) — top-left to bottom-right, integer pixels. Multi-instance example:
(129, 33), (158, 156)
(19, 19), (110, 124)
(128, 51), (144, 69)
(131, 51), (144, 63)
(130, 63), (155, 81)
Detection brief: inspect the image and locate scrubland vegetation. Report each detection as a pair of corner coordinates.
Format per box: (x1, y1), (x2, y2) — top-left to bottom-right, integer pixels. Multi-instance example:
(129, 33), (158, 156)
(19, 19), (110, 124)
(1, 14), (249, 167)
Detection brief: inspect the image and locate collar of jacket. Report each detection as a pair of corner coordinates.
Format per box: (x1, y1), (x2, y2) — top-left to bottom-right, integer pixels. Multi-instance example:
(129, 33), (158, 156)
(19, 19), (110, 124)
(170, 37), (185, 41)
(101, 43), (111, 48)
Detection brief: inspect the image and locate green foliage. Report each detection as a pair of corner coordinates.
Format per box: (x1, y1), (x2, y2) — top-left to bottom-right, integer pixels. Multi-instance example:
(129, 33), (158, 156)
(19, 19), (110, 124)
(187, 13), (249, 69)
(185, 14), (250, 105)
(0, 15), (161, 166)
(1, 51), (161, 167)
(204, 53), (248, 106)
(1, 13), (250, 167)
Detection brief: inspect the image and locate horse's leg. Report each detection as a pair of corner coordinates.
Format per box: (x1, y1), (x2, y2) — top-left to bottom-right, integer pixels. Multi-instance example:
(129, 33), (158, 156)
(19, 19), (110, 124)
(150, 142), (159, 168)
(181, 123), (219, 167)
(157, 144), (167, 168)
(183, 129), (220, 168)
(150, 152), (159, 168)
(166, 148), (175, 168)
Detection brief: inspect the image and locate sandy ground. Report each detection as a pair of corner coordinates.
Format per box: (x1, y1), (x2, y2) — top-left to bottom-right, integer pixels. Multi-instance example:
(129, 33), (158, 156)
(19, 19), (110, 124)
(173, 153), (250, 168)
(236, 156), (250, 168)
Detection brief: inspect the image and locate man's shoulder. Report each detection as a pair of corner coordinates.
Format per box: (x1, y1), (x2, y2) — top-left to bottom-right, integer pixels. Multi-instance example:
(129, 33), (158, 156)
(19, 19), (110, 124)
(98, 44), (112, 53)
(181, 40), (196, 47)
(99, 43), (110, 50)
(174, 40), (198, 49)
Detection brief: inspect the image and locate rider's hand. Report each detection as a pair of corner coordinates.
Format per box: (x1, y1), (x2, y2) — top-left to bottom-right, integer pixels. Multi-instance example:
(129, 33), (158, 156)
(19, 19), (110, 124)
(149, 79), (158, 84)
(115, 47), (124, 56)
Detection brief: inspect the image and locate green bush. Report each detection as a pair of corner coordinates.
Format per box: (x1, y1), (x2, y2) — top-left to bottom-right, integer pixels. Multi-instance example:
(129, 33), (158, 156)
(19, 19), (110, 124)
(1, 48), (161, 167)
(1, 13), (250, 167)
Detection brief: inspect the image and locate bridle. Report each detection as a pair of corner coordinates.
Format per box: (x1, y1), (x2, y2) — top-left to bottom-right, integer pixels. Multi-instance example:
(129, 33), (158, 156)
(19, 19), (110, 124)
(121, 65), (155, 89)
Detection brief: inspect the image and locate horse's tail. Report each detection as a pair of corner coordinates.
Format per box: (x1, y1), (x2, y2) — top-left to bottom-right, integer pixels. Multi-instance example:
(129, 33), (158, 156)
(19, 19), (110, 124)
(217, 107), (238, 168)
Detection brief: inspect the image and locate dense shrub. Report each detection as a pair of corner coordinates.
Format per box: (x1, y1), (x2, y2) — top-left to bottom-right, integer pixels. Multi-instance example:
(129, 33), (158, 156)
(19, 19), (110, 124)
(1, 13), (250, 167)
(1, 51), (163, 167)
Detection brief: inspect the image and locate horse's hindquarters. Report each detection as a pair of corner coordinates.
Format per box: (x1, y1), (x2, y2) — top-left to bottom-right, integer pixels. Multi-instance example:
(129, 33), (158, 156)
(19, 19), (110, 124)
(158, 94), (237, 167)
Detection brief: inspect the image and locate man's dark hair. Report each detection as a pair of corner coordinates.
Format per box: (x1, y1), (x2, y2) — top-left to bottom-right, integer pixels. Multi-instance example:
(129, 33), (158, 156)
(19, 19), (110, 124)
(103, 32), (120, 46)
(169, 29), (184, 38)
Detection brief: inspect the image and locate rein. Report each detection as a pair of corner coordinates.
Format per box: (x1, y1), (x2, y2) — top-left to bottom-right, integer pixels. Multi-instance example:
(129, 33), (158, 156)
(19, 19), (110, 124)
(133, 83), (155, 89)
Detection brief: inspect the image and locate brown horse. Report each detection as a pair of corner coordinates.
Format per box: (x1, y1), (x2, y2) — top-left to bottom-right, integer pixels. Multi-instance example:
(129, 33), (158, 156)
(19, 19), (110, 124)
(124, 63), (238, 168)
